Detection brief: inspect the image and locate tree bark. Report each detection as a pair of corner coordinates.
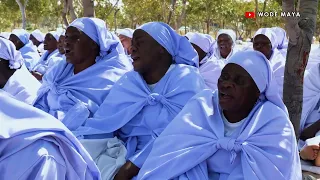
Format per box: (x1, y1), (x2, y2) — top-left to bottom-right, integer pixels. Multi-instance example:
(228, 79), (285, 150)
(167, 0), (176, 25)
(176, 0), (187, 31)
(283, 0), (319, 139)
(68, 0), (77, 21)
(15, 0), (28, 29)
(62, 0), (69, 26)
(114, 9), (120, 31)
(82, 0), (95, 17)
(254, 0), (260, 28)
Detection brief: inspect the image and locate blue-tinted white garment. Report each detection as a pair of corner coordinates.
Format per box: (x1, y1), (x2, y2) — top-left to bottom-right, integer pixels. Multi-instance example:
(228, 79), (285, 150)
(19, 41), (40, 70)
(86, 64), (206, 168)
(33, 52), (132, 138)
(3, 64), (41, 105)
(0, 90), (101, 180)
(137, 90), (301, 180)
(137, 51), (299, 180)
(199, 56), (225, 91)
(32, 49), (63, 75)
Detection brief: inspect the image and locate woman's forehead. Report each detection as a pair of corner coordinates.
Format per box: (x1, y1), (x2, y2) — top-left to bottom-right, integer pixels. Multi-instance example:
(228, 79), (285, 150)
(222, 63), (251, 77)
(254, 34), (270, 43)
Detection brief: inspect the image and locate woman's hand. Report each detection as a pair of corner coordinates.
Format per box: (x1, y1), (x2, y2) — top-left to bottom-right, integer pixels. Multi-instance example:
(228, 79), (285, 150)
(114, 161), (140, 180)
(31, 71), (43, 81)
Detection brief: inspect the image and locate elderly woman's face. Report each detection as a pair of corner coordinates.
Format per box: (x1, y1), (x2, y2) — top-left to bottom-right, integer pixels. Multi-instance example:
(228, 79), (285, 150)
(9, 34), (24, 50)
(58, 35), (65, 54)
(0, 59), (15, 88)
(64, 26), (98, 65)
(218, 63), (259, 112)
(253, 35), (272, 59)
(217, 34), (233, 58)
(131, 29), (163, 74)
(44, 33), (57, 51)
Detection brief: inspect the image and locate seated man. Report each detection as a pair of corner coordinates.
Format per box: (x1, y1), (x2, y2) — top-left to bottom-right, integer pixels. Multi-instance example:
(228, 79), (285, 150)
(299, 63), (320, 166)
(85, 22), (206, 179)
(213, 29), (237, 61)
(253, 28), (285, 98)
(31, 31), (63, 81)
(9, 29), (40, 70)
(188, 32), (225, 90)
(0, 89), (100, 179)
(137, 51), (301, 180)
(0, 37), (41, 105)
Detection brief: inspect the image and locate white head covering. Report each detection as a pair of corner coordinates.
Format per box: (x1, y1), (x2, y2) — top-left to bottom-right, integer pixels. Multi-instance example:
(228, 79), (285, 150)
(11, 29), (30, 45)
(227, 50), (288, 114)
(254, 28), (277, 50)
(118, 28), (134, 39)
(271, 27), (288, 49)
(0, 32), (11, 39)
(31, 29), (45, 42)
(0, 37), (24, 69)
(185, 32), (194, 40)
(216, 29), (236, 46)
(47, 31), (60, 41)
(70, 17), (121, 62)
(138, 22), (198, 67)
(188, 32), (215, 63)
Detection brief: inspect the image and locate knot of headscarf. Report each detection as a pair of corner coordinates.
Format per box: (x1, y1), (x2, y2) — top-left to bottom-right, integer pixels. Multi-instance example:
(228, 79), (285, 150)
(0, 37), (24, 69)
(12, 29), (30, 45)
(188, 32), (215, 64)
(216, 137), (242, 164)
(254, 28), (277, 50)
(70, 17), (120, 62)
(227, 50), (288, 115)
(147, 93), (163, 106)
(138, 22), (198, 67)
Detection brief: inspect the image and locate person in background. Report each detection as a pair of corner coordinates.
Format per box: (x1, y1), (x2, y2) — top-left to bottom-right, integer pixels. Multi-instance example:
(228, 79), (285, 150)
(213, 29), (237, 61)
(271, 27), (288, 58)
(9, 29), (40, 71)
(0, 89), (101, 179)
(85, 22), (206, 180)
(137, 51), (301, 180)
(253, 28), (285, 98)
(30, 29), (45, 56)
(188, 32), (224, 91)
(0, 37), (41, 105)
(118, 28), (134, 55)
(31, 31), (63, 81)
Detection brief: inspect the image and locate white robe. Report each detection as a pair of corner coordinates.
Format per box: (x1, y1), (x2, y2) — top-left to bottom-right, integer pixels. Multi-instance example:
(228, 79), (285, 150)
(3, 64), (41, 105)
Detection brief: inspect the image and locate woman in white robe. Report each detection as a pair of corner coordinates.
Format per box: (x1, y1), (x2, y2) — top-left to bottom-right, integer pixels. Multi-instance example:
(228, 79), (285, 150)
(188, 32), (224, 90)
(0, 37), (41, 105)
(30, 29), (45, 56)
(0, 89), (101, 179)
(213, 29), (237, 61)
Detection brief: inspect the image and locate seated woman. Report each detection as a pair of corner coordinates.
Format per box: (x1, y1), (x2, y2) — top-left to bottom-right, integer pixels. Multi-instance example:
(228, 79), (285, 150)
(0, 37), (41, 105)
(85, 22), (206, 179)
(118, 28), (134, 56)
(30, 29), (45, 56)
(299, 64), (320, 166)
(9, 29), (40, 70)
(253, 28), (285, 98)
(213, 29), (237, 61)
(0, 89), (100, 179)
(137, 51), (301, 180)
(33, 17), (132, 137)
(31, 31), (63, 80)
(188, 32), (225, 90)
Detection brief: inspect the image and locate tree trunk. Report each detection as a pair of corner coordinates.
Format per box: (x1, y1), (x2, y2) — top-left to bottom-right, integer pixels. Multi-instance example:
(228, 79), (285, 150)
(82, 0), (95, 17)
(167, 0), (177, 25)
(62, 0), (69, 26)
(68, 0), (77, 21)
(114, 9), (120, 31)
(176, 0), (187, 30)
(262, 0), (268, 26)
(254, 0), (260, 28)
(15, 0), (28, 29)
(283, 0), (319, 139)
(105, 0), (120, 17)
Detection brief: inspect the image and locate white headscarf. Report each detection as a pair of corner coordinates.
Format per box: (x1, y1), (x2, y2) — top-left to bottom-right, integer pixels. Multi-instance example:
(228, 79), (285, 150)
(118, 28), (134, 39)
(11, 29), (30, 45)
(47, 31), (61, 41)
(214, 29), (237, 60)
(254, 28), (277, 50)
(227, 50), (288, 114)
(188, 32), (215, 64)
(0, 37), (24, 69)
(31, 29), (45, 42)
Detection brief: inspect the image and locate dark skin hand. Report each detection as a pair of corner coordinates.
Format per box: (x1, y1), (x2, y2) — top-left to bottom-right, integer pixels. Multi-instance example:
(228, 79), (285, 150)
(300, 120), (320, 141)
(0, 59), (16, 88)
(31, 71), (43, 81)
(114, 161), (140, 180)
